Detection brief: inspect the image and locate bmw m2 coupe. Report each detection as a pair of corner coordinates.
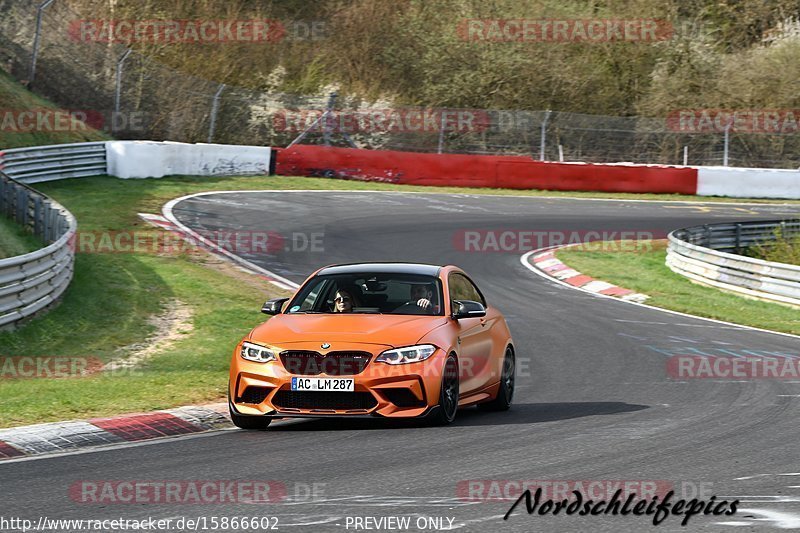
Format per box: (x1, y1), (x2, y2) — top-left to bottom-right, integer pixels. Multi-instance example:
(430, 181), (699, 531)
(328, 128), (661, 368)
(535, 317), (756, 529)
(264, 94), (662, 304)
(229, 263), (514, 428)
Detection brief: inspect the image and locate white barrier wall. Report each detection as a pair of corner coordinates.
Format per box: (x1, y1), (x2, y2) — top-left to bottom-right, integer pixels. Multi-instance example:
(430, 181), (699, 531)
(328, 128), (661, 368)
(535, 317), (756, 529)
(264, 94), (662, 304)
(697, 166), (800, 199)
(106, 141), (271, 179)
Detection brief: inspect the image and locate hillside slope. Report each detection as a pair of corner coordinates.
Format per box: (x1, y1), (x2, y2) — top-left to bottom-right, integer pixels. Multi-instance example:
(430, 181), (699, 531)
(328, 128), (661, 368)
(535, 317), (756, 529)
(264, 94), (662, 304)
(0, 69), (110, 149)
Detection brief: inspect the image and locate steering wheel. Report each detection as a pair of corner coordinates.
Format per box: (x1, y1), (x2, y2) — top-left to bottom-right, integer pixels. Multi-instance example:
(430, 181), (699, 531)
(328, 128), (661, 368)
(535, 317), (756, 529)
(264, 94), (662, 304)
(393, 301), (433, 315)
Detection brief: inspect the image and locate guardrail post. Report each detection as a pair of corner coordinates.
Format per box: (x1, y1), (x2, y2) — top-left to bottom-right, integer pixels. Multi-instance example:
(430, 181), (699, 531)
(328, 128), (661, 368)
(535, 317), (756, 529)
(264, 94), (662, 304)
(0, 177), (7, 215)
(42, 204), (51, 241)
(735, 223), (742, 253)
(683, 146), (688, 166)
(723, 122), (731, 167)
(437, 112), (447, 154)
(16, 188), (24, 225)
(539, 110), (551, 161)
(49, 209), (57, 242)
(323, 92), (337, 147)
(207, 83), (226, 143)
(33, 195), (43, 236)
(29, 0), (56, 87)
(113, 49), (133, 134)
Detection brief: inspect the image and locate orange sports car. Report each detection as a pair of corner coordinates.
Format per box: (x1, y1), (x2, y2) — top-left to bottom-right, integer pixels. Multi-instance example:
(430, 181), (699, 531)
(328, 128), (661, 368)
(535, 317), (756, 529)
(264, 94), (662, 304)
(228, 263), (515, 429)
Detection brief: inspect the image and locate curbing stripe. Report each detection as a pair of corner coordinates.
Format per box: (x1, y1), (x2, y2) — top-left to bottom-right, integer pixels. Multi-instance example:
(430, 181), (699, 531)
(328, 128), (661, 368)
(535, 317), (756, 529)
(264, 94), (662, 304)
(599, 286), (634, 297)
(0, 440), (24, 458)
(0, 405), (232, 460)
(582, 280), (616, 293)
(565, 274), (594, 287)
(552, 269), (581, 280)
(621, 293), (651, 303)
(91, 412), (202, 442)
(535, 258), (562, 269)
(536, 259), (570, 272)
(166, 406), (232, 431)
(0, 421), (125, 455)
(527, 245), (650, 303)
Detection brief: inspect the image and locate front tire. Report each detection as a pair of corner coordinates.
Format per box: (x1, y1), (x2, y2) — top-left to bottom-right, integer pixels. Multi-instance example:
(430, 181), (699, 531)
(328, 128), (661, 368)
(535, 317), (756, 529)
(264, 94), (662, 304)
(479, 347), (515, 411)
(429, 354), (459, 425)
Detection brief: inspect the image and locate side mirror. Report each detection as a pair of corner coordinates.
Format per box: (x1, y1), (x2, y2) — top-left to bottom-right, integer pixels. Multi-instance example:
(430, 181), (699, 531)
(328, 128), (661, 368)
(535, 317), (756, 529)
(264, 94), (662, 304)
(452, 300), (486, 320)
(261, 297), (289, 315)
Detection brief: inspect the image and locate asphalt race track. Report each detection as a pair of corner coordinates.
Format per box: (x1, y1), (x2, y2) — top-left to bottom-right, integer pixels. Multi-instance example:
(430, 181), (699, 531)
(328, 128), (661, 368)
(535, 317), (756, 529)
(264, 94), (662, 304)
(3, 191), (800, 532)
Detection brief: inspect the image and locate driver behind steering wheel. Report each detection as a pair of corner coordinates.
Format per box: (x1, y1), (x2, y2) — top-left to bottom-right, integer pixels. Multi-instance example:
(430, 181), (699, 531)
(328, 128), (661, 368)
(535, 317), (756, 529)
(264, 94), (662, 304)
(410, 283), (433, 310)
(393, 282), (436, 314)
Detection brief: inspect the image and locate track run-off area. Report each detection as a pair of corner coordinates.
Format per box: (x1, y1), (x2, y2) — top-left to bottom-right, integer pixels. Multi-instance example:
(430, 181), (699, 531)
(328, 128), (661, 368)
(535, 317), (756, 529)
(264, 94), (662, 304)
(3, 191), (800, 532)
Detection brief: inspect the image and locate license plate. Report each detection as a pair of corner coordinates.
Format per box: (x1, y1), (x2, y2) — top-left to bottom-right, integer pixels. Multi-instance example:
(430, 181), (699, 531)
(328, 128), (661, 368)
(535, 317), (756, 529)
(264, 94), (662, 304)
(291, 377), (354, 392)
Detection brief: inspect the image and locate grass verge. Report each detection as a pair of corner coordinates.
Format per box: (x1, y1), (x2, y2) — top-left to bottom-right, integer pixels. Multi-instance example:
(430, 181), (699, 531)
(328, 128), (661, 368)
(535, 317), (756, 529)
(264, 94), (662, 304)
(0, 216), (43, 259)
(0, 252), (280, 427)
(0, 70), (110, 148)
(557, 240), (800, 335)
(0, 176), (302, 427)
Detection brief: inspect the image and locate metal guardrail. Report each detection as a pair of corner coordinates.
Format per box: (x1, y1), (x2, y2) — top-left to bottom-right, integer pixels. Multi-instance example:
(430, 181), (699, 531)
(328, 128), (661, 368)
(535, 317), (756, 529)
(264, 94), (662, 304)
(667, 220), (800, 307)
(0, 171), (77, 330)
(0, 142), (108, 184)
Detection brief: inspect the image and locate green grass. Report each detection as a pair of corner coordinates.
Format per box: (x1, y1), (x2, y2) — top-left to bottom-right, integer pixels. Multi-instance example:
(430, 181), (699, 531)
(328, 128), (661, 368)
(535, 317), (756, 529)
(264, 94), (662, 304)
(0, 175), (303, 427)
(0, 216), (43, 259)
(0, 69), (110, 148)
(0, 254), (277, 426)
(558, 241), (800, 335)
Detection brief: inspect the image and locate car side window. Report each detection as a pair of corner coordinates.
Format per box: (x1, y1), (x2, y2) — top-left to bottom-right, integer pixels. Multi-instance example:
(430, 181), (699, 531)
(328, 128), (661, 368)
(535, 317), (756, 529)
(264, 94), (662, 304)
(448, 273), (486, 306)
(297, 280), (327, 311)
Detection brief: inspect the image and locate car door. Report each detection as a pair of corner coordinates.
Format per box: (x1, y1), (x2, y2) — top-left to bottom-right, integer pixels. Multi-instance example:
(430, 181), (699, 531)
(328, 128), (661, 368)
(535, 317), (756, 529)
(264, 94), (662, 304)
(448, 272), (496, 395)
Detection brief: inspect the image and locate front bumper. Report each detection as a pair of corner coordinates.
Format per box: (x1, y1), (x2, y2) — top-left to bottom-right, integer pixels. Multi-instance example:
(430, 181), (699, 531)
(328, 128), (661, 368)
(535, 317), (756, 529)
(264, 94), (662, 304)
(229, 343), (446, 418)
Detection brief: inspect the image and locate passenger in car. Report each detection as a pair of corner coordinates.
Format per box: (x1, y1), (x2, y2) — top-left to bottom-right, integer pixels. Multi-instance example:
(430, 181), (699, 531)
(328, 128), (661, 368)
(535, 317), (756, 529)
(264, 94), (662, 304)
(333, 288), (359, 313)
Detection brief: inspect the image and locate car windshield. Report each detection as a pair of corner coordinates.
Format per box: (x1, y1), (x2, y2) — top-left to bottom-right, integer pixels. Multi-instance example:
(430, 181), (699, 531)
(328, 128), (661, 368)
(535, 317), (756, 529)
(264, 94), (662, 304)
(286, 273), (444, 315)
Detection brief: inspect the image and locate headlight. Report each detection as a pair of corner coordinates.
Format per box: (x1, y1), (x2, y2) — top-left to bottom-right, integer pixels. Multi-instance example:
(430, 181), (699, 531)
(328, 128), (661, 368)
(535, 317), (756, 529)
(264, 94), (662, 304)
(240, 341), (277, 363)
(376, 344), (437, 365)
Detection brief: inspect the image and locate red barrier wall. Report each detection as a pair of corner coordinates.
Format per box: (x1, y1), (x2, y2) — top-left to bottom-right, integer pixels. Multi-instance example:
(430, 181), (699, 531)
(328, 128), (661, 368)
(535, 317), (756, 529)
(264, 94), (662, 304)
(276, 145), (699, 194)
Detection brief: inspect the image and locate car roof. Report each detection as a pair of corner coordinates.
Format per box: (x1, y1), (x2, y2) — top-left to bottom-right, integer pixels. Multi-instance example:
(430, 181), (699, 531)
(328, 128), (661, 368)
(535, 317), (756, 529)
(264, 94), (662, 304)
(317, 262), (442, 277)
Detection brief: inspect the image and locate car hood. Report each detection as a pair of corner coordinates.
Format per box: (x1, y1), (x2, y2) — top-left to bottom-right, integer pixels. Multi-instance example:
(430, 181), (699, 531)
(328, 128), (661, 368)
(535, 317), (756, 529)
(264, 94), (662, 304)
(249, 314), (448, 348)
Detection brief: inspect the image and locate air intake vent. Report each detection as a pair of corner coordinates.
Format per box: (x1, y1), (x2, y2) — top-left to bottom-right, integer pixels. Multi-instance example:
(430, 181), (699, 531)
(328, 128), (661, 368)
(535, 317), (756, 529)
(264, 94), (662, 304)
(272, 390), (377, 411)
(279, 351), (371, 375)
(238, 386), (271, 404)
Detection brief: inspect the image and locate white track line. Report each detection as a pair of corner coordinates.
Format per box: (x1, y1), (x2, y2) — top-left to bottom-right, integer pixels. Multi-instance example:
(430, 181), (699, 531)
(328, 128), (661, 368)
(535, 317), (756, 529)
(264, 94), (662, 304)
(0, 428), (236, 465)
(165, 189), (799, 339)
(163, 194), (300, 290)
(161, 188), (800, 207)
